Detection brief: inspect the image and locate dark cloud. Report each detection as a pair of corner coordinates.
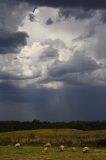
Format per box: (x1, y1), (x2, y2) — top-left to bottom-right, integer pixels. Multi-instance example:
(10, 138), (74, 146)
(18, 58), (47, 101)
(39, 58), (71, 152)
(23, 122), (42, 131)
(0, 1), (29, 32)
(40, 47), (58, 60)
(100, 10), (106, 23)
(0, 71), (39, 80)
(0, 31), (29, 54)
(39, 39), (66, 60)
(95, 28), (106, 59)
(58, 10), (106, 27)
(49, 54), (101, 78)
(0, 0), (106, 122)
(46, 18), (54, 25)
(73, 20), (98, 41)
(0, 72), (22, 80)
(17, 0), (106, 9)
(0, 0), (30, 54)
(28, 13), (36, 22)
(58, 8), (95, 20)
(0, 81), (106, 121)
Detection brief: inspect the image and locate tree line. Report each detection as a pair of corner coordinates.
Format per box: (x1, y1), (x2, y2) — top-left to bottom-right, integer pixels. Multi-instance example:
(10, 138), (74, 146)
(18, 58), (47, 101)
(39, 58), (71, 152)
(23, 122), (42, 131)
(0, 120), (106, 132)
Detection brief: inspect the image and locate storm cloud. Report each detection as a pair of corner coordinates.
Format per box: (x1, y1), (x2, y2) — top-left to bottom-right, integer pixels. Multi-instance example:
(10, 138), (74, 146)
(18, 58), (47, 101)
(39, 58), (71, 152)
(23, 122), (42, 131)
(17, 0), (106, 9)
(0, 81), (106, 121)
(49, 54), (102, 78)
(58, 8), (95, 20)
(0, 0), (30, 54)
(0, 31), (29, 54)
(0, 0), (106, 121)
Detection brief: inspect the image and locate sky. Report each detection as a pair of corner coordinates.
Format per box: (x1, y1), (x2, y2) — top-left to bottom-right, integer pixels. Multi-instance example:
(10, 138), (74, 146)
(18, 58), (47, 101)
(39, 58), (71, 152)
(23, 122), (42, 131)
(0, 0), (106, 121)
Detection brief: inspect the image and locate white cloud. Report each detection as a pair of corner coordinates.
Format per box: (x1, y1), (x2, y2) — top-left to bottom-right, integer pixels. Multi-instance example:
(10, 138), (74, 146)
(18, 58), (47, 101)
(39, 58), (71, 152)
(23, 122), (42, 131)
(40, 81), (64, 89)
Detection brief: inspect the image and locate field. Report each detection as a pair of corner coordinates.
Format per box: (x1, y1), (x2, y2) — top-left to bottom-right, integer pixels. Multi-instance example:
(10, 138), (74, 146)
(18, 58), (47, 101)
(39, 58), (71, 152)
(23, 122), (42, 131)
(0, 129), (106, 160)
(0, 129), (106, 146)
(0, 146), (106, 160)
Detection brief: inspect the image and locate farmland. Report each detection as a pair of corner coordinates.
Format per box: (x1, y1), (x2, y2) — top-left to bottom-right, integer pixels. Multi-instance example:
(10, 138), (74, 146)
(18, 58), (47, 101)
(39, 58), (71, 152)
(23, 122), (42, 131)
(0, 129), (106, 160)
(0, 146), (106, 160)
(0, 129), (106, 146)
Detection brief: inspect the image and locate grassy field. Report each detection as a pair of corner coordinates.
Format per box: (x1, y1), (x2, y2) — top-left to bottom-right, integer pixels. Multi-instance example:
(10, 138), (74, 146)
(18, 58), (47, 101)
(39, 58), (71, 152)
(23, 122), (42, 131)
(0, 146), (106, 160)
(0, 129), (106, 146)
(0, 129), (106, 160)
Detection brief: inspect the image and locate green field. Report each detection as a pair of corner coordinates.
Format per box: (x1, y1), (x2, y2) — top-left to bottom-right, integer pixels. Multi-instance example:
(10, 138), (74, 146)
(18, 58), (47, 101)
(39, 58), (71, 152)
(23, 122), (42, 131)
(0, 146), (106, 160)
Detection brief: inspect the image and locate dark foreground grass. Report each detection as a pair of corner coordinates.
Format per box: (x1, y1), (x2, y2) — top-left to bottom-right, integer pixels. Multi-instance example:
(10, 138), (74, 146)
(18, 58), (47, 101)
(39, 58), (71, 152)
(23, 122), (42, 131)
(0, 146), (106, 160)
